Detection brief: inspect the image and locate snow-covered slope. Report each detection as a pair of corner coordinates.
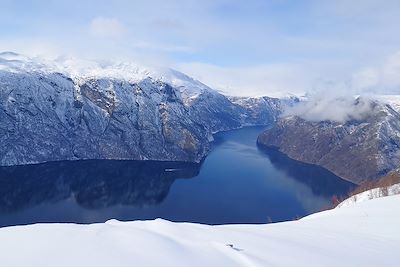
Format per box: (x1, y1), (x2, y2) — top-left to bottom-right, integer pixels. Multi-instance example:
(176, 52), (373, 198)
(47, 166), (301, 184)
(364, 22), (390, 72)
(337, 183), (400, 208)
(376, 95), (400, 113)
(0, 52), (283, 166)
(0, 194), (398, 266)
(0, 51), (216, 104)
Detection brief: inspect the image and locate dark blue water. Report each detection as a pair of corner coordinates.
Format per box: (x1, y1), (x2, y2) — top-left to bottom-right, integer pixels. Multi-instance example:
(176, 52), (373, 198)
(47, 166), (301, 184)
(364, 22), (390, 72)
(0, 126), (354, 227)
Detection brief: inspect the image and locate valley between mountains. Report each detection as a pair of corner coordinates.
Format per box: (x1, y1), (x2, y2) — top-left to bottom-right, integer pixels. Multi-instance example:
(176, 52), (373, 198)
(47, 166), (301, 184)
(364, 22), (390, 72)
(1, 52), (400, 185)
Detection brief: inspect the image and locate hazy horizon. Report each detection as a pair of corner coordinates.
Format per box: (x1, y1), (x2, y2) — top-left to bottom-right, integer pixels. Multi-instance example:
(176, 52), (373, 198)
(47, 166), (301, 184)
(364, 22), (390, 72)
(1, 0), (400, 97)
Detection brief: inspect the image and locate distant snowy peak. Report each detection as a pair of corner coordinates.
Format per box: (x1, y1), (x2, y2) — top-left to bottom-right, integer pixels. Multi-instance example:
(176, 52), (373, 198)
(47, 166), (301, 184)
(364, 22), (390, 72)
(159, 68), (217, 102)
(0, 51), (48, 73)
(376, 95), (400, 113)
(55, 57), (154, 82)
(0, 51), (29, 61)
(0, 52), (213, 101)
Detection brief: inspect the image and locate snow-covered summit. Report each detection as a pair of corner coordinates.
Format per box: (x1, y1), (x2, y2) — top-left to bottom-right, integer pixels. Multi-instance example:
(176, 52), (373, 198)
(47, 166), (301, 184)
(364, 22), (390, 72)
(0, 51), (49, 73)
(0, 52), (283, 166)
(376, 95), (400, 113)
(0, 51), (30, 61)
(0, 52), (214, 100)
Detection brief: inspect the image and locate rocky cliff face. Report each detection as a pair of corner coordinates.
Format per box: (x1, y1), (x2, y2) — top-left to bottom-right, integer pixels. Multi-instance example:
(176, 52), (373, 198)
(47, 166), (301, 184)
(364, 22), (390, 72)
(0, 52), (282, 166)
(228, 96), (284, 127)
(258, 99), (400, 184)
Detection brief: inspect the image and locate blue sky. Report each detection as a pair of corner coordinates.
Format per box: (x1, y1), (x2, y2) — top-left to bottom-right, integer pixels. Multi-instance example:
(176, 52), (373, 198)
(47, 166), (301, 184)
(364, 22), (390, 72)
(1, 0), (400, 96)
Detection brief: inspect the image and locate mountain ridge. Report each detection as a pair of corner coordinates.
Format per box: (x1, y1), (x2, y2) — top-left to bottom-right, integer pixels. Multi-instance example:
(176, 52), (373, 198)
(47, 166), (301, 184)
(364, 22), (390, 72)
(0, 52), (284, 166)
(258, 98), (400, 184)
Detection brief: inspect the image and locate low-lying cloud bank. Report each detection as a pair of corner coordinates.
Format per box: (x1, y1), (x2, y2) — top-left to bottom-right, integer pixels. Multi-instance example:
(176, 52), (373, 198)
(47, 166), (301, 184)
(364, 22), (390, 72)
(283, 94), (376, 123)
(280, 50), (400, 123)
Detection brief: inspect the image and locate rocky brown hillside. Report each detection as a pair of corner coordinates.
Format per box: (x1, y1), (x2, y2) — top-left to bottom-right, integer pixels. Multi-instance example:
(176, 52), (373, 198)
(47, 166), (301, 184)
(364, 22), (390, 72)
(257, 100), (400, 184)
(349, 167), (400, 196)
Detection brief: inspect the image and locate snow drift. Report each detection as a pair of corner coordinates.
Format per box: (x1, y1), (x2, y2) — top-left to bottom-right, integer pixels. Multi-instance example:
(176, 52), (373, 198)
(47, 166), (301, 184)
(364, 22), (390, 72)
(0, 193), (399, 266)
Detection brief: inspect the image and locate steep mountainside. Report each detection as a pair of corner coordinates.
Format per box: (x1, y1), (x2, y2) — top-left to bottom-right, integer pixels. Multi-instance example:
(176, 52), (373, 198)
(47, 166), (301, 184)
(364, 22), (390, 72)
(258, 99), (400, 184)
(0, 52), (282, 166)
(228, 96), (284, 127)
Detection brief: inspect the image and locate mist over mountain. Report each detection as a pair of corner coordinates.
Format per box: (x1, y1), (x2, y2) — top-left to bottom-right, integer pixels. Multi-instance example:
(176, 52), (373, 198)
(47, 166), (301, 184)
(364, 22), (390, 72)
(259, 97), (400, 184)
(284, 95), (376, 123)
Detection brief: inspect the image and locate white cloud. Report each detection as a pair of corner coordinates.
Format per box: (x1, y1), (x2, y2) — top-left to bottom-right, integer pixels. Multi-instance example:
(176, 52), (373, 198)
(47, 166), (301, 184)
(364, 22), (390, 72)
(176, 58), (363, 97)
(0, 39), (61, 59)
(284, 94), (374, 123)
(281, 50), (400, 123)
(1, 0), (400, 98)
(132, 42), (193, 53)
(382, 52), (400, 89)
(175, 62), (315, 97)
(89, 17), (126, 39)
(350, 51), (400, 94)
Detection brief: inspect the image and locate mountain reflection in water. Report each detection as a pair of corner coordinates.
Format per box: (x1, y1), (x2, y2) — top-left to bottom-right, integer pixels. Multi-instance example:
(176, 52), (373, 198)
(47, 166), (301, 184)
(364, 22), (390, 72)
(0, 127), (355, 227)
(0, 160), (200, 212)
(258, 146), (355, 197)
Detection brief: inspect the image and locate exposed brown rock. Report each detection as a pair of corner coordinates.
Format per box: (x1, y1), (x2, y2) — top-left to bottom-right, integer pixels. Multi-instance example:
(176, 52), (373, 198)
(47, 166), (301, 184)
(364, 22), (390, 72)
(257, 102), (400, 184)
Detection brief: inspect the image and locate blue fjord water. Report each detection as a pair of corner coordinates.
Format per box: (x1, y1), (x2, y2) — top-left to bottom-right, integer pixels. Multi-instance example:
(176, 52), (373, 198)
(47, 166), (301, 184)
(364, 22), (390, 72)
(0, 126), (354, 227)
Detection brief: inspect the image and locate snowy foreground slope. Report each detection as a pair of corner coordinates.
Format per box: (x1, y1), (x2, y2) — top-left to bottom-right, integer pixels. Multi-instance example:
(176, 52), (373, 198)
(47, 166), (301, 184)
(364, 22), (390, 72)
(337, 183), (400, 208)
(0, 194), (399, 266)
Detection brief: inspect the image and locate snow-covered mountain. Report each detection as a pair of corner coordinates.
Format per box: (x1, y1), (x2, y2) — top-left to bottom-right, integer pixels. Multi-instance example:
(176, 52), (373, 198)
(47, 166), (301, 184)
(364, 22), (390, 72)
(0, 52), (283, 166)
(258, 97), (400, 184)
(0, 187), (398, 267)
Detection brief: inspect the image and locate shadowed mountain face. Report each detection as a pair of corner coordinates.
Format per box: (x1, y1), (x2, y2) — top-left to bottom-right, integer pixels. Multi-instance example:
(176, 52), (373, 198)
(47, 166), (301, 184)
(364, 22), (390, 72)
(258, 100), (400, 184)
(0, 160), (200, 213)
(0, 53), (284, 166)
